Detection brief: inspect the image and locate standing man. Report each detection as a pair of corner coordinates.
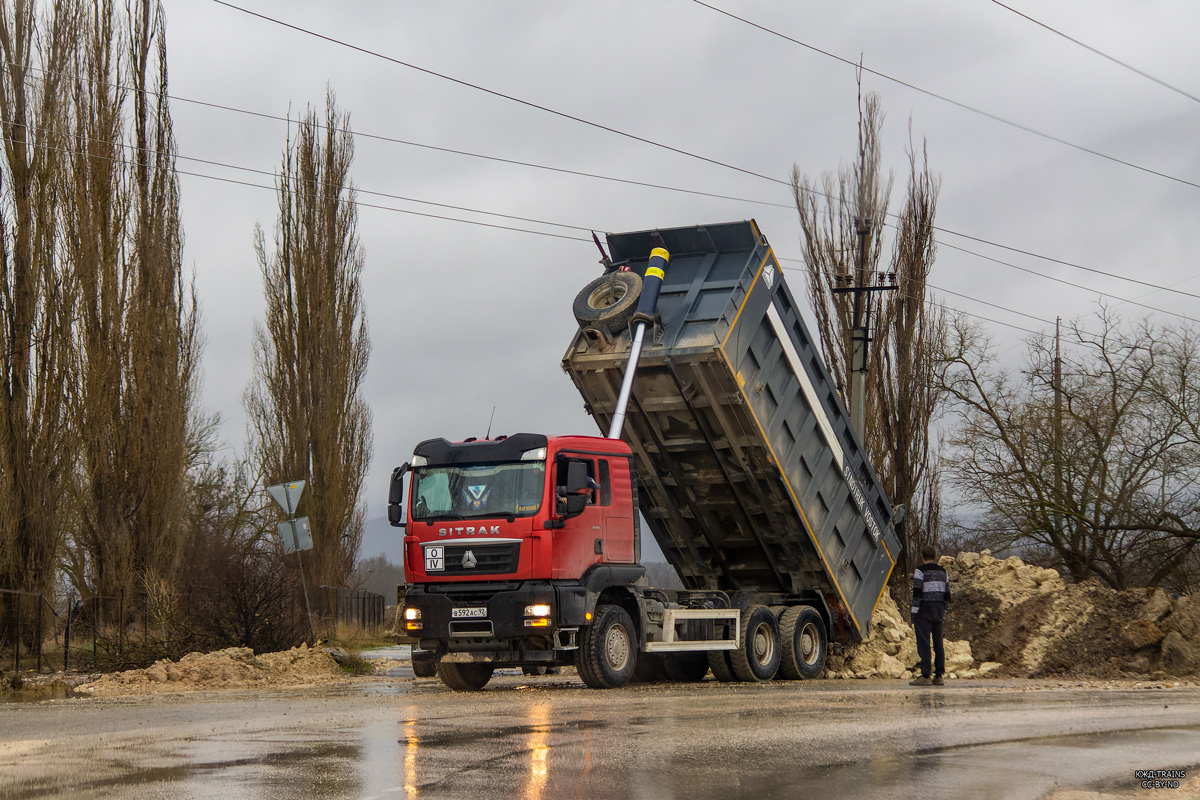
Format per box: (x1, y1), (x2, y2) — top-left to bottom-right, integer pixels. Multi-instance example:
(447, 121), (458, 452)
(910, 544), (951, 686)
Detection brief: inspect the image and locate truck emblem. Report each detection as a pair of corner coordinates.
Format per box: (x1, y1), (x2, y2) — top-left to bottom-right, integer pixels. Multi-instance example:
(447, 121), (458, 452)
(461, 550), (478, 568)
(763, 264), (776, 289)
(463, 484), (491, 510)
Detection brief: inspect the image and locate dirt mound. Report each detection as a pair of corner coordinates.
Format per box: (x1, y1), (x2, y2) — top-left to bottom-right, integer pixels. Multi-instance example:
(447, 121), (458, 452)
(825, 591), (999, 681)
(77, 644), (346, 696)
(831, 550), (1200, 680)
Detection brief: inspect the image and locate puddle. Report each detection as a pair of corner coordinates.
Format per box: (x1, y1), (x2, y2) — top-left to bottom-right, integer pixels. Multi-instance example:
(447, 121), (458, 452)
(359, 645), (410, 661)
(1, 682), (81, 703)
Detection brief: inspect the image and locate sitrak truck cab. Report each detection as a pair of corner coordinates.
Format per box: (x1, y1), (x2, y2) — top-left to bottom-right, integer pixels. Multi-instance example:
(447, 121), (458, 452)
(390, 221), (901, 691)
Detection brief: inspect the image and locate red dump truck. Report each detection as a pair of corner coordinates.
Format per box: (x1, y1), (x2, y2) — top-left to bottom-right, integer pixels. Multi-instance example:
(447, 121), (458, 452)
(390, 221), (901, 690)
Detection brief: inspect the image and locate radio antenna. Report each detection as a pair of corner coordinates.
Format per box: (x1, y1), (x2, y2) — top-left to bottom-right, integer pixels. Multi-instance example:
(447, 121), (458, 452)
(485, 406), (496, 439)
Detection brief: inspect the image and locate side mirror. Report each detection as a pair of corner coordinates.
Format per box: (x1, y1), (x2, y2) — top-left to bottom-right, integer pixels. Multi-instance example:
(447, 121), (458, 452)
(388, 463), (410, 528)
(566, 461), (588, 494)
(892, 503), (907, 536)
(564, 493), (588, 516)
(389, 463), (410, 505)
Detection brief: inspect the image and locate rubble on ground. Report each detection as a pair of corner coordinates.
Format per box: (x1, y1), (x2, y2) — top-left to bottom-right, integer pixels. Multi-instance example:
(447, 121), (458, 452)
(829, 550), (1200, 680)
(76, 644), (347, 697)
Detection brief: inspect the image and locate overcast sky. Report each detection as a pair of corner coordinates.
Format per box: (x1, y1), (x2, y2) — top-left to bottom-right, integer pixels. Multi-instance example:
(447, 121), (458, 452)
(164, 1), (1200, 557)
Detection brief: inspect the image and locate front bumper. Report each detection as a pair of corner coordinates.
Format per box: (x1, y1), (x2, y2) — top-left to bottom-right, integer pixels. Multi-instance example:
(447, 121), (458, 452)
(404, 581), (586, 661)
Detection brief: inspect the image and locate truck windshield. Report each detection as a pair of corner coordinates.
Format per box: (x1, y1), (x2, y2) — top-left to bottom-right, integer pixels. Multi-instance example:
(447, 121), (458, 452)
(411, 462), (546, 521)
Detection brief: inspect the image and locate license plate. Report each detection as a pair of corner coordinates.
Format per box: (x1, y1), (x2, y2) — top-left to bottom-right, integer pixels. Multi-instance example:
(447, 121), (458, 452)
(451, 607), (487, 619)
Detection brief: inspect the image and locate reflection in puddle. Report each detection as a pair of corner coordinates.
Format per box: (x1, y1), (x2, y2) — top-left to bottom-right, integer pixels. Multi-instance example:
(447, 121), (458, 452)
(525, 704), (550, 800)
(404, 706), (419, 797)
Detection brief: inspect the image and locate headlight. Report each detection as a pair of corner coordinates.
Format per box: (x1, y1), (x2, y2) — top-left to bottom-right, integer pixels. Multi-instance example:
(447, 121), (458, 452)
(524, 604), (551, 617)
(520, 447), (547, 461)
(404, 607), (421, 621)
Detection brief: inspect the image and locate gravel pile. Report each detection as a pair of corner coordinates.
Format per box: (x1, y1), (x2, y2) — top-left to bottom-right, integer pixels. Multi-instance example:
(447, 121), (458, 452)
(829, 551), (1200, 680)
(76, 644), (346, 697)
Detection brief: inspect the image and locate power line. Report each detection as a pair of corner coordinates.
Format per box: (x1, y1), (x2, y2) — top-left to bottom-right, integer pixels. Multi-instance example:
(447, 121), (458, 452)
(933, 225), (1200, 302)
(211, 0), (785, 187)
(0, 127), (593, 244)
(692, 0), (1200, 192)
(936, 239), (1200, 324)
(0, 124), (1146, 341)
(989, 0), (1200, 106)
(778, 264), (1042, 335)
(0, 115), (1073, 334)
(7, 61), (1197, 307)
(172, 95), (796, 210)
(191, 8), (1200, 302)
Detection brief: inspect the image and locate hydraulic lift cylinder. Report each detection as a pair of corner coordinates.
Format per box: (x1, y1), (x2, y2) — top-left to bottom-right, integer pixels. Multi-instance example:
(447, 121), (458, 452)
(607, 247), (670, 439)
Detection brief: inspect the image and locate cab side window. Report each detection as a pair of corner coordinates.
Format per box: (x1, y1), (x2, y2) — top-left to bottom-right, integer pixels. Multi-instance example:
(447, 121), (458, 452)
(598, 459), (611, 506)
(556, 457), (598, 505)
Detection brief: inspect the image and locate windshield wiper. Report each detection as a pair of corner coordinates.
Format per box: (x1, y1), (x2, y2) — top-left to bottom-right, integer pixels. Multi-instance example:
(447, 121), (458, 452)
(419, 513), (465, 525)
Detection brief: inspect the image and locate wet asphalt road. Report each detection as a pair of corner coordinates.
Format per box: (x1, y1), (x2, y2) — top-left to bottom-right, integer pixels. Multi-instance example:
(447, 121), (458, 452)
(1, 669), (1199, 800)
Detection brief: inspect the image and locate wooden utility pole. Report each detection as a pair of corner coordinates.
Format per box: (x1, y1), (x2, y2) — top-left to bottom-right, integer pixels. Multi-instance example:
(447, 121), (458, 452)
(1053, 317), (1063, 544)
(832, 217), (896, 434)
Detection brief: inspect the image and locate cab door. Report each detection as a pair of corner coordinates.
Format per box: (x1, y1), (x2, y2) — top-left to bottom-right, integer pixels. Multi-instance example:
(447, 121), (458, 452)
(601, 457), (635, 562)
(550, 455), (604, 579)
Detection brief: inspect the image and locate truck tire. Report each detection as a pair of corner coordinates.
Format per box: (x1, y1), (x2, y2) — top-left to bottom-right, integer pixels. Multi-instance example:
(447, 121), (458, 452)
(411, 650), (437, 678)
(573, 272), (643, 332)
(521, 665), (548, 676)
(436, 661), (494, 691)
(729, 605), (781, 682)
(663, 652), (710, 682)
(778, 605), (827, 680)
(575, 604), (638, 689)
(707, 650), (737, 682)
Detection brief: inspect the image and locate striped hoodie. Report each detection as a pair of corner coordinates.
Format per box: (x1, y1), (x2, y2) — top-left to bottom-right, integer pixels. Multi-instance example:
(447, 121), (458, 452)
(911, 560), (951, 618)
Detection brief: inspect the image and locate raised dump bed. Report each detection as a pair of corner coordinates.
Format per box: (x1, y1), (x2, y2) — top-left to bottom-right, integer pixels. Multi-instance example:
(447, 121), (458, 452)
(563, 220), (900, 641)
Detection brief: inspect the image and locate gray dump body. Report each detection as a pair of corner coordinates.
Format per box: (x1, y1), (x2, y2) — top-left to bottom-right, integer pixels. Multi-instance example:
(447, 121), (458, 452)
(563, 221), (900, 641)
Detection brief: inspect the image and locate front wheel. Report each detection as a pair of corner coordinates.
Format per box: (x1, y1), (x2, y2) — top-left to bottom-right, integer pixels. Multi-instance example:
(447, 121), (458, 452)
(411, 650), (437, 678)
(576, 604), (638, 689)
(436, 661), (494, 691)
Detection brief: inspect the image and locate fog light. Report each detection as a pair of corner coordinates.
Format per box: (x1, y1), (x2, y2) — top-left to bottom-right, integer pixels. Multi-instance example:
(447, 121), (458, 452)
(405, 621), (422, 631)
(524, 603), (551, 617)
(404, 607), (421, 621)
(524, 618), (550, 627)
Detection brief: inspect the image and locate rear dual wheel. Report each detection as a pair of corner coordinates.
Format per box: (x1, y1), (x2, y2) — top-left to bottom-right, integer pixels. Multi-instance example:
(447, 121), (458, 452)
(729, 605), (781, 682)
(778, 606), (828, 680)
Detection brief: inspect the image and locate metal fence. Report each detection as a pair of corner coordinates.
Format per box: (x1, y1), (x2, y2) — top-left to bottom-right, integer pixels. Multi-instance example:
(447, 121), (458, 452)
(2, 583), (386, 675)
(315, 586), (386, 632)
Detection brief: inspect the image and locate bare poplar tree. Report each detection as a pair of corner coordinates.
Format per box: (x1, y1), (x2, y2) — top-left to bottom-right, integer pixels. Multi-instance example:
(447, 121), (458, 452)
(791, 90), (946, 588)
(65, 0), (199, 600)
(246, 90), (372, 589)
(791, 91), (890, 399)
(0, 0), (79, 602)
(869, 136), (948, 584)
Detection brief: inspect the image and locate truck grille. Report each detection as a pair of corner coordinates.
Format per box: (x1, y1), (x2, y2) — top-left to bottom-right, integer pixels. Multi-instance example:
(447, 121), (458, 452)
(438, 541), (520, 575)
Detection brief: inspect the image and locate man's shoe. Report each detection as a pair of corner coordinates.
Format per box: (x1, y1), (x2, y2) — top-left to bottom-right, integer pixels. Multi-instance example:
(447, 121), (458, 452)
(909, 676), (932, 686)
(932, 675), (945, 686)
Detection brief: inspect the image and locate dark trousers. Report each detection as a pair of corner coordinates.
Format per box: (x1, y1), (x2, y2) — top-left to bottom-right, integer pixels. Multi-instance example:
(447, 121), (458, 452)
(913, 613), (945, 677)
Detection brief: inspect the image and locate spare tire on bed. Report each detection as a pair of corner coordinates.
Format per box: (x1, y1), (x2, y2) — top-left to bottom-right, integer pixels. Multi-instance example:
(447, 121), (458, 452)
(573, 271), (643, 333)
